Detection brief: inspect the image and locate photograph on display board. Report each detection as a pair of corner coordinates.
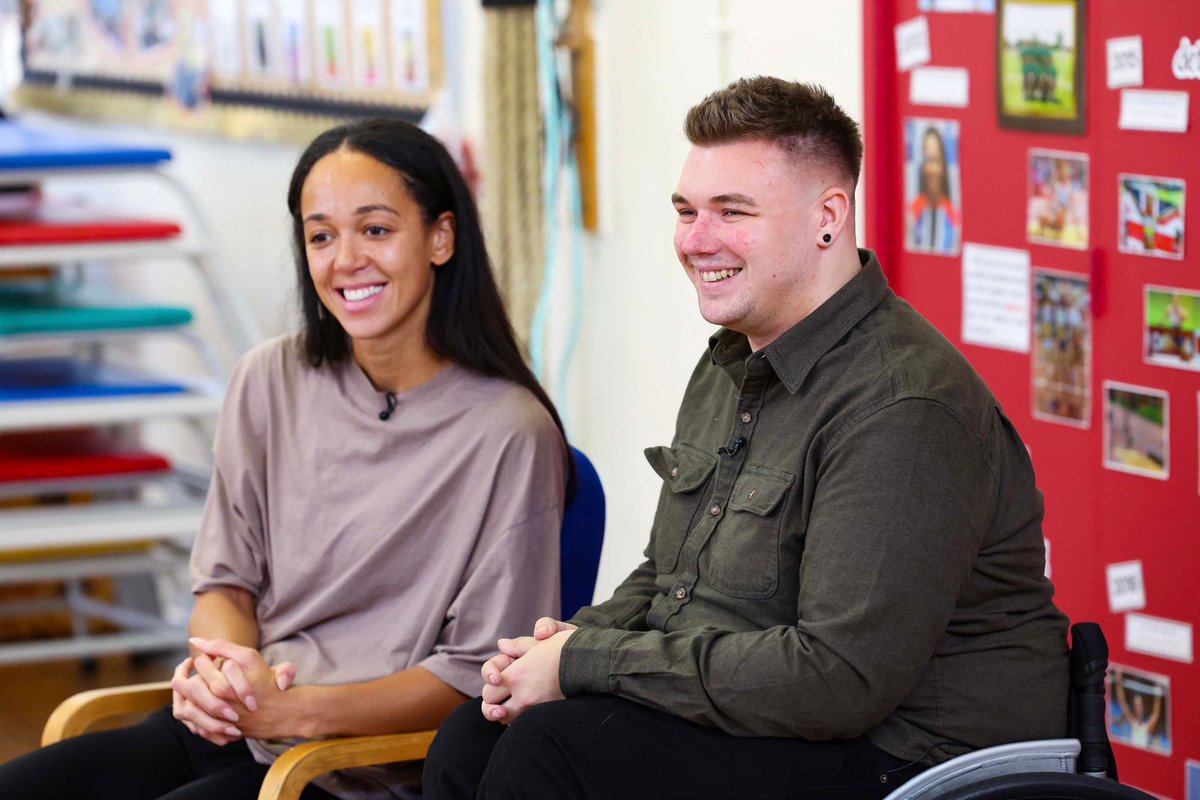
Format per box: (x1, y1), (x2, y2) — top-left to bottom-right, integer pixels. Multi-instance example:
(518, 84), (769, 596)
(1032, 269), (1090, 427)
(1103, 382), (1168, 480)
(904, 118), (962, 256)
(1107, 665), (1171, 756)
(1027, 150), (1089, 249)
(1119, 175), (1186, 260)
(919, 0), (996, 10)
(1187, 759), (1199, 800)
(1145, 286), (1200, 371)
(997, 0), (1086, 134)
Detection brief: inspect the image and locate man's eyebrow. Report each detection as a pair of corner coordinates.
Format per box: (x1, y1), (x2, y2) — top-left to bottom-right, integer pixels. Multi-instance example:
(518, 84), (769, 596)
(711, 193), (758, 207)
(669, 192), (759, 207)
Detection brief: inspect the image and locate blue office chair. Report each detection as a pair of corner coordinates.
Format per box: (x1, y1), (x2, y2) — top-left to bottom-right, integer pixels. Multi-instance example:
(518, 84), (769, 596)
(561, 447), (606, 618)
(884, 623), (1156, 800)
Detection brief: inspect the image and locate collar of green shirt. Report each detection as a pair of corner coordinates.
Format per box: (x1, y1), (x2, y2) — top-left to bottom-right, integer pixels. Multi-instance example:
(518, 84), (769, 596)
(706, 248), (890, 395)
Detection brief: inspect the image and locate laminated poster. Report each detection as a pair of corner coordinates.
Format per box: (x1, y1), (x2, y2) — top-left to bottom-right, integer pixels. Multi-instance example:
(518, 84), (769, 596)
(1031, 269), (1090, 427)
(1107, 664), (1172, 756)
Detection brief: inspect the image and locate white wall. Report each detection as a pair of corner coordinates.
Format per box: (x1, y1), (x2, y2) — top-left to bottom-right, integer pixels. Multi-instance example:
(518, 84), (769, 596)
(573, 0), (864, 598)
(10, 0), (864, 604)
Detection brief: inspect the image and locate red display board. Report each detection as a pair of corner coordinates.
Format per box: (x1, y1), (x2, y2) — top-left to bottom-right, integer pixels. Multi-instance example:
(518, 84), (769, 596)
(865, 3), (1198, 796)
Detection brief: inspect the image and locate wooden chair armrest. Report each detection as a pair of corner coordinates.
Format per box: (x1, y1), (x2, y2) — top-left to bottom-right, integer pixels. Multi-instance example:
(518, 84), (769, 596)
(258, 729), (437, 800)
(42, 681), (173, 745)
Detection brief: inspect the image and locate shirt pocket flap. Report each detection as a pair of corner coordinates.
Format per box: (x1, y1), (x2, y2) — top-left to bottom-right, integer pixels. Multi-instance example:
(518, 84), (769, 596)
(644, 443), (717, 493)
(728, 465), (795, 516)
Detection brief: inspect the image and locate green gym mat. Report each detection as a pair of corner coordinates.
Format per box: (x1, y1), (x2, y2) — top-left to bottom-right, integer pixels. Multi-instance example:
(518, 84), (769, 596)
(0, 284), (193, 336)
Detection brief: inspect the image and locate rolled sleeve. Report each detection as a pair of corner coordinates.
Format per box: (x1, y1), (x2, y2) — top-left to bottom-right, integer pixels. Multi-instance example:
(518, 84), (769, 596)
(560, 626), (625, 695)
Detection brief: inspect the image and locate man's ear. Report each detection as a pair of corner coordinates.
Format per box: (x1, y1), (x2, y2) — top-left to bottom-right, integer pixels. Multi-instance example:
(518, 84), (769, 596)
(431, 211), (456, 266)
(817, 185), (851, 246)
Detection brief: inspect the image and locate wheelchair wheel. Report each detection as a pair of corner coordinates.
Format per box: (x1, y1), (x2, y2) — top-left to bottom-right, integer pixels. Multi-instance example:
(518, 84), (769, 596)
(945, 773), (1158, 800)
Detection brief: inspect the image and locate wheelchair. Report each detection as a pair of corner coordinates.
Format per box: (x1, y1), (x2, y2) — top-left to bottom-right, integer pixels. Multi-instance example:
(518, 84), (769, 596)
(882, 623), (1156, 800)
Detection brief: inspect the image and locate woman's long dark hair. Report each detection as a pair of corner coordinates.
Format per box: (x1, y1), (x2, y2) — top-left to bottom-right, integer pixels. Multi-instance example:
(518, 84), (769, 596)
(287, 118), (575, 496)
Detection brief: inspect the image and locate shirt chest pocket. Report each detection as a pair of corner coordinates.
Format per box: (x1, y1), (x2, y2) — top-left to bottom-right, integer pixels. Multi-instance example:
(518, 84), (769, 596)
(645, 444), (717, 574)
(704, 464), (794, 598)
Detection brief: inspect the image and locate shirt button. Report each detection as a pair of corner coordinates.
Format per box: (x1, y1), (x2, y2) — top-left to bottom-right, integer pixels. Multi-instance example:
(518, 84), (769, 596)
(709, 504), (721, 516)
(741, 412), (752, 424)
(670, 466), (679, 478)
(673, 586), (688, 600)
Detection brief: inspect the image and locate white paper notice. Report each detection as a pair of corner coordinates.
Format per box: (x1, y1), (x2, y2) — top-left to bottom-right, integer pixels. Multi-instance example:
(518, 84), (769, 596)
(962, 243), (1031, 352)
(896, 17), (932, 72)
(1126, 613), (1193, 663)
(1107, 36), (1143, 89)
(1106, 560), (1146, 613)
(1119, 90), (1190, 133)
(910, 67), (970, 107)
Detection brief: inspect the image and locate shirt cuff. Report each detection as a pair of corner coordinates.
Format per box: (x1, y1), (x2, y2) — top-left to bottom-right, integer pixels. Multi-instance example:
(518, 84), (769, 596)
(559, 626), (625, 696)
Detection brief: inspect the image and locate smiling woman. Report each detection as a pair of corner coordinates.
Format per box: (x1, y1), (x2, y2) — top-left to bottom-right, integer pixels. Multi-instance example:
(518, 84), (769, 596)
(0, 119), (575, 800)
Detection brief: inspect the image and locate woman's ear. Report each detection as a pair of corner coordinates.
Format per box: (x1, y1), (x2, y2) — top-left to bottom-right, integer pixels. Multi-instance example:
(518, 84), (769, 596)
(430, 211), (456, 267)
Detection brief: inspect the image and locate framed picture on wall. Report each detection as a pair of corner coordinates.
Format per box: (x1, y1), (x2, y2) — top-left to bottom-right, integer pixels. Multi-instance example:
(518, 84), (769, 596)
(997, 0), (1087, 134)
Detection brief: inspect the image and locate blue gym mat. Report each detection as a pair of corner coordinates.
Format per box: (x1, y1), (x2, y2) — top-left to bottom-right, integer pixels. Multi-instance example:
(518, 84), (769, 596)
(0, 357), (187, 401)
(0, 121), (172, 172)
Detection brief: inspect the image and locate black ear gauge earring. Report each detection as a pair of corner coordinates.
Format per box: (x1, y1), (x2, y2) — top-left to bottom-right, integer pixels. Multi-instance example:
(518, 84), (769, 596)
(822, 233), (832, 244)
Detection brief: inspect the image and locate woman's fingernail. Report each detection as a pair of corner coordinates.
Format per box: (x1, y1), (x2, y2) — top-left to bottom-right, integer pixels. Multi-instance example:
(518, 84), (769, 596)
(223, 709), (239, 722)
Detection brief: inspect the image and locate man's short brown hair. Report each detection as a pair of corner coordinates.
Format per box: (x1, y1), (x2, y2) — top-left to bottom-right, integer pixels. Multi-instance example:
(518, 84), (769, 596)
(684, 77), (863, 189)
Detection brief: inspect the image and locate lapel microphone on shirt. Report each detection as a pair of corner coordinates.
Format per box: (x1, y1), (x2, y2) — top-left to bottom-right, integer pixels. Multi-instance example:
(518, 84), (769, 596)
(379, 391), (397, 421)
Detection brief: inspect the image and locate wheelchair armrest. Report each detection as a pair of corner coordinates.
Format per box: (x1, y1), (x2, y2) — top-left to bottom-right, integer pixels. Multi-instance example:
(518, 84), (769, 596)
(882, 739), (1080, 800)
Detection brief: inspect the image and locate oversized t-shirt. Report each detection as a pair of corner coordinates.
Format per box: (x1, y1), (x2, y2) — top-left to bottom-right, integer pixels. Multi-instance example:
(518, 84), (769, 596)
(191, 333), (565, 798)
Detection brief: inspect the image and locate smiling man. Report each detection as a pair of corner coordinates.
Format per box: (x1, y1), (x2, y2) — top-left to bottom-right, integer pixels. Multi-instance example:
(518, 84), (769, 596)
(423, 77), (1069, 800)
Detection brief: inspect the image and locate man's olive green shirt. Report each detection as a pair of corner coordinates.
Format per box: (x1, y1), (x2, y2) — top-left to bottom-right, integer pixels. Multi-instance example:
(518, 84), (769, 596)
(561, 249), (1069, 763)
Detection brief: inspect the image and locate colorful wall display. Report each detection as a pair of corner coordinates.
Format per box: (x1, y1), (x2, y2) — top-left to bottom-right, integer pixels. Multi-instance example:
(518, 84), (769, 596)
(867, 4), (1200, 795)
(18, 0), (442, 141)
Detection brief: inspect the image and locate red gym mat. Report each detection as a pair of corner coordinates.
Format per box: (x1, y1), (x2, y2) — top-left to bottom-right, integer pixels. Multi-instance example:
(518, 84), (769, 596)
(0, 430), (171, 484)
(0, 201), (181, 245)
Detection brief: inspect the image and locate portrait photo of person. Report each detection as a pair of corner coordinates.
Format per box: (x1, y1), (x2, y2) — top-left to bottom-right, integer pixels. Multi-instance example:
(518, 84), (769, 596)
(905, 118), (962, 256)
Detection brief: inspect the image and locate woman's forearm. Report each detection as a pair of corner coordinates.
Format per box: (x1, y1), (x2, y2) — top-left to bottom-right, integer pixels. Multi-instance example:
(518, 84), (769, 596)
(189, 587), (260, 653)
(289, 666), (467, 739)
